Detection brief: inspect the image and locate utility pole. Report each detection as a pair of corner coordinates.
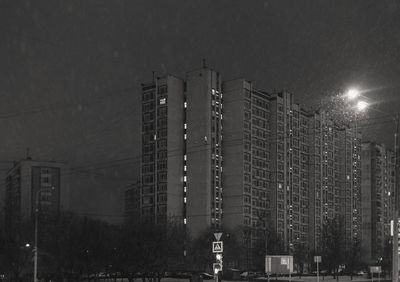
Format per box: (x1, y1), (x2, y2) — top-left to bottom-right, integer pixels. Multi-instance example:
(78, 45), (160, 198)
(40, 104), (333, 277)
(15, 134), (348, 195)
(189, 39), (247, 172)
(33, 191), (39, 282)
(393, 114), (399, 282)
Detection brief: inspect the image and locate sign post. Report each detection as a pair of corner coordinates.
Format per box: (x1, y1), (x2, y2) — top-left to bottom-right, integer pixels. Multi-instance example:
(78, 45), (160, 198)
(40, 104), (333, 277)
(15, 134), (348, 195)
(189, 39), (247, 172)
(265, 255), (293, 282)
(370, 266), (382, 282)
(265, 256), (271, 282)
(212, 241), (223, 253)
(212, 233), (223, 282)
(314, 256), (322, 282)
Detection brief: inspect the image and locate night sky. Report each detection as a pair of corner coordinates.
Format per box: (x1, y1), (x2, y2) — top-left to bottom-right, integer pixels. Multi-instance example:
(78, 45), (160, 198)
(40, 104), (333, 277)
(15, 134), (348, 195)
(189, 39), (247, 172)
(1, 0), (400, 223)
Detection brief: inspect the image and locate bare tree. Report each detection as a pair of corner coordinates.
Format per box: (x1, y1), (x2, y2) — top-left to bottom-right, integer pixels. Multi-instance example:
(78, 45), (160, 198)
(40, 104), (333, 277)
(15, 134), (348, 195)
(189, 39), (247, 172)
(320, 216), (345, 278)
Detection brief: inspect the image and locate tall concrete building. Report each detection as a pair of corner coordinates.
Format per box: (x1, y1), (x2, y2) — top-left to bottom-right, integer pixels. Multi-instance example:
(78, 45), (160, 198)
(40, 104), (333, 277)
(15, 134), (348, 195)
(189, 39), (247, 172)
(138, 75), (185, 225)
(268, 92), (310, 252)
(185, 68), (223, 236)
(343, 124), (362, 250)
(222, 79), (271, 267)
(135, 67), (223, 237)
(4, 158), (68, 235)
(307, 111), (362, 251)
(361, 142), (394, 263)
(133, 67), (364, 268)
(223, 82), (310, 255)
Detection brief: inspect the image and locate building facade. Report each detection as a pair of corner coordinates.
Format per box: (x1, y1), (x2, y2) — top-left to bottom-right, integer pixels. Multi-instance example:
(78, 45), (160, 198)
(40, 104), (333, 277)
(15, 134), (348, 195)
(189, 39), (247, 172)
(268, 92), (310, 252)
(222, 79), (271, 267)
(361, 142), (394, 263)
(307, 111), (362, 252)
(136, 67), (223, 237)
(185, 68), (224, 236)
(4, 158), (67, 235)
(139, 75), (185, 225)
(133, 67), (365, 268)
(222, 83), (311, 256)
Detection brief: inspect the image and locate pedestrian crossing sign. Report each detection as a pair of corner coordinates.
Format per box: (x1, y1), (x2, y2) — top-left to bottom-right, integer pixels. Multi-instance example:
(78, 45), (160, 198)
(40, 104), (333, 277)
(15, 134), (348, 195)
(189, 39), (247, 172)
(212, 241), (223, 253)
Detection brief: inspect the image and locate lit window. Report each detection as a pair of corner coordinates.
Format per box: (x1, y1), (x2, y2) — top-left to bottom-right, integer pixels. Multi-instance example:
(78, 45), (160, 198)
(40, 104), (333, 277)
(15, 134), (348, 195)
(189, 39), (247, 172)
(160, 98), (166, 105)
(184, 134), (187, 140)
(184, 165), (187, 171)
(184, 155), (187, 161)
(184, 102), (187, 108)
(184, 123), (187, 129)
(184, 197), (187, 203)
(183, 176), (187, 182)
(184, 218), (187, 224)
(184, 186), (187, 193)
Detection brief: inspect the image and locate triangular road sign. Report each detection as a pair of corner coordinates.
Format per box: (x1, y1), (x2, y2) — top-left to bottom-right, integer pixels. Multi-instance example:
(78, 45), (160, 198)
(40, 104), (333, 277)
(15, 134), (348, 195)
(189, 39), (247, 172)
(214, 232), (222, 241)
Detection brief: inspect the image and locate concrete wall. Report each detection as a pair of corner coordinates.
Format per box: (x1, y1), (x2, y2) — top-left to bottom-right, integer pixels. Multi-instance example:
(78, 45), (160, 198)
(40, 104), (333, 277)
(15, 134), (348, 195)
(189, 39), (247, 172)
(185, 68), (214, 237)
(222, 79), (246, 230)
(165, 75), (185, 222)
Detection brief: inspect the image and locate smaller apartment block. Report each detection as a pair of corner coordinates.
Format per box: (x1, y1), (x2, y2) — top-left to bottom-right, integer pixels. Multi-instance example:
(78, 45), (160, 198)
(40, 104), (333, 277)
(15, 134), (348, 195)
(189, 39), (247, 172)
(4, 158), (68, 236)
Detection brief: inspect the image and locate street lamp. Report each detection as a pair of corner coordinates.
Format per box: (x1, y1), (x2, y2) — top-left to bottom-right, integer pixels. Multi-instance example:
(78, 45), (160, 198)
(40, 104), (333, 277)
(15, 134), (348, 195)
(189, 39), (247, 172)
(34, 187), (54, 282)
(356, 101), (369, 112)
(346, 88), (361, 100)
(344, 88), (369, 113)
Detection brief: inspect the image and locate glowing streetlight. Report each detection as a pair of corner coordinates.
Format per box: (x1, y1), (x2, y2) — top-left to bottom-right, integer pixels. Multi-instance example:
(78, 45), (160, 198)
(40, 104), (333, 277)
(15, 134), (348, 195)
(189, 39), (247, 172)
(356, 100), (369, 112)
(346, 88), (360, 100)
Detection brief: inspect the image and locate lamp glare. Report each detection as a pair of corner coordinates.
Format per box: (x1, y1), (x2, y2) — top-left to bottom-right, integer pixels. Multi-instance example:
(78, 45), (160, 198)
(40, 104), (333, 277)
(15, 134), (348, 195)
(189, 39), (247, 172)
(346, 88), (360, 100)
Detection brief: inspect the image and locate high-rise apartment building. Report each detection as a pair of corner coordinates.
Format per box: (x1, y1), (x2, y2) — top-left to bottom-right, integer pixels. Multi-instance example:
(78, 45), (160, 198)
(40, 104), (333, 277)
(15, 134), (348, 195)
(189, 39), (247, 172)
(137, 67), (223, 236)
(139, 75), (185, 225)
(185, 68), (223, 236)
(4, 158), (67, 235)
(361, 142), (394, 263)
(307, 111), (362, 251)
(343, 124), (362, 249)
(222, 79), (271, 264)
(223, 82), (310, 254)
(308, 111), (342, 249)
(269, 92), (310, 252)
(133, 67), (364, 268)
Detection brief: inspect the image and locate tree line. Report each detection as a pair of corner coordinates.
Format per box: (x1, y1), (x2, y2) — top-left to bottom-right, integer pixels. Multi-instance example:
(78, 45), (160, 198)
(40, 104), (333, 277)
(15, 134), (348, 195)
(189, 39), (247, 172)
(0, 213), (390, 282)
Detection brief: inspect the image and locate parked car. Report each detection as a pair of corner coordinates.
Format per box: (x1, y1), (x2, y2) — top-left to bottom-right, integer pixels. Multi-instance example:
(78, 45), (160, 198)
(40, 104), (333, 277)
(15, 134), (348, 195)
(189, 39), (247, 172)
(240, 271), (259, 280)
(199, 272), (214, 280)
(357, 270), (365, 276)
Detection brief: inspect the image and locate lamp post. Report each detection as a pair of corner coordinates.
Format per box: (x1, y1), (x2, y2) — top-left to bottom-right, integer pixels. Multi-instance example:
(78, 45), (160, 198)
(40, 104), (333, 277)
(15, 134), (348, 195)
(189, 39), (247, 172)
(34, 187), (54, 282)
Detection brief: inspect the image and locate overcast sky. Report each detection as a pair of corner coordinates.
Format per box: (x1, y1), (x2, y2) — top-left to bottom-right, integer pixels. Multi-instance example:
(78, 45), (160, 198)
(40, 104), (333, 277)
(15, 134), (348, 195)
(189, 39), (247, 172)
(1, 0), (399, 222)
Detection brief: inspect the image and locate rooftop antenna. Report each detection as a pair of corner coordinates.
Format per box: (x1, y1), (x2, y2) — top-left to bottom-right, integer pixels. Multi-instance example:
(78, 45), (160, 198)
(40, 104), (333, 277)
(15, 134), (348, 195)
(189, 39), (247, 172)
(152, 71), (155, 82)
